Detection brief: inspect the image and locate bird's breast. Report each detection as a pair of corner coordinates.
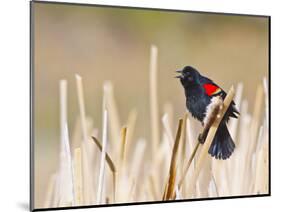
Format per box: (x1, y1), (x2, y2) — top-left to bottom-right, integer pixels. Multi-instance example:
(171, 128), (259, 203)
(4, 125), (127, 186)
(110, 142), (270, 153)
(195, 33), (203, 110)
(185, 88), (210, 123)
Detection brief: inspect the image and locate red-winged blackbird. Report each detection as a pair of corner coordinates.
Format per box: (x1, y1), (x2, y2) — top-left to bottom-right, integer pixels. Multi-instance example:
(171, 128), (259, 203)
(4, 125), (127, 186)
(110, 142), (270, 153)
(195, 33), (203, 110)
(176, 66), (239, 160)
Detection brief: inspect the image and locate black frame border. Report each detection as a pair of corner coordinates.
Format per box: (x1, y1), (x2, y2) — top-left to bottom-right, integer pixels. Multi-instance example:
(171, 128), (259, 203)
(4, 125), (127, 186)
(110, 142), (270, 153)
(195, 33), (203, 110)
(30, 1), (271, 211)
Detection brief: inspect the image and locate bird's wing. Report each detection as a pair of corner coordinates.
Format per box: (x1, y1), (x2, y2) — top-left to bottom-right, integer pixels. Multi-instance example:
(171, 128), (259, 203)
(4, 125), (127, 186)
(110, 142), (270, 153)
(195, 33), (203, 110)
(202, 83), (223, 97)
(201, 80), (239, 119)
(200, 76), (224, 96)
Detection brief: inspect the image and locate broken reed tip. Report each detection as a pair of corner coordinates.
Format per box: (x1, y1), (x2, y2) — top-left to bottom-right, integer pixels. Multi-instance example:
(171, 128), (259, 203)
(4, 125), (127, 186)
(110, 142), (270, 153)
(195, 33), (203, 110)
(60, 79), (67, 84)
(162, 113), (168, 122)
(102, 82), (111, 111)
(150, 44), (157, 51)
(75, 74), (82, 80)
(103, 81), (112, 92)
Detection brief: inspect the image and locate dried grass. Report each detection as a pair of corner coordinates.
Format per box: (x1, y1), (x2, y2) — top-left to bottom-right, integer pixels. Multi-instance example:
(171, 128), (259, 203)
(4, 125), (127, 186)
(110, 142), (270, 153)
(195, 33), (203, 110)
(163, 119), (183, 200)
(43, 46), (269, 208)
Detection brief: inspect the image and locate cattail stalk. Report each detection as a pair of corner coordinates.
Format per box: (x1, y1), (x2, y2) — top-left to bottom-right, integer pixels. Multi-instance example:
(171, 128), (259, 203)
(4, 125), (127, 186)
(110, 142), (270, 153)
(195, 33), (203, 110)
(91, 136), (116, 202)
(162, 113), (175, 148)
(74, 148), (83, 205)
(59, 80), (75, 205)
(75, 74), (88, 145)
(163, 119), (183, 200)
(96, 90), (109, 204)
(149, 45), (160, 154)
(104, 81), (121, 153)
(125, 109), (137, 155)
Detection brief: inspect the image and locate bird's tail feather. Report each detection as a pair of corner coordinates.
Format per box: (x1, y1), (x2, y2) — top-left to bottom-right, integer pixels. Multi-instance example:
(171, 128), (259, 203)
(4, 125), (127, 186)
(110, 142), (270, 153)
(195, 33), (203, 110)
(208, 123), (235, 160)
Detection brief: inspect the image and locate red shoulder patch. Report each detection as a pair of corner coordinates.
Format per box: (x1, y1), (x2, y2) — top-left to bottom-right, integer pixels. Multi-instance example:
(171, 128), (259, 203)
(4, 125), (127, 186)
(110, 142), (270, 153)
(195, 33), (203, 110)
(203, 83), (221, 96)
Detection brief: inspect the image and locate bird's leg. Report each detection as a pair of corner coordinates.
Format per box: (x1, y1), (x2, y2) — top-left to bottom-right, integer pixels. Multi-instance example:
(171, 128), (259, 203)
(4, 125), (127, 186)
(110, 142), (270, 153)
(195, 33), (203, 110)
(198, 133), (204, 143)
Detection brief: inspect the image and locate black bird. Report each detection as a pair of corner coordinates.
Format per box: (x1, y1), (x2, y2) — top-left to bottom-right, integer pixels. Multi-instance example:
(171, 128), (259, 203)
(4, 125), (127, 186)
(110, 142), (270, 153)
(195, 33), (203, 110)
(176, 66), (239, 160)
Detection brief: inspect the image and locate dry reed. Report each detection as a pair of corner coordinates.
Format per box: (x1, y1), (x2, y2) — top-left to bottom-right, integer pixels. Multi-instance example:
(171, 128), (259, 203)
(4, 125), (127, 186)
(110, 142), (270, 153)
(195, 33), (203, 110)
(96, 88), (109, 204)
(149, 45), (160, 155)
(42, 46), (269, 208)
(163, 119), (183, 200)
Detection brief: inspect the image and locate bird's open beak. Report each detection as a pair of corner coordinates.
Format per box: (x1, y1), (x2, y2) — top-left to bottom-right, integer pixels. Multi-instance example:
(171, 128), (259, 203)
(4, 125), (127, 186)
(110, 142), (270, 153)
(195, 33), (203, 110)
(175, 70), (183, 79)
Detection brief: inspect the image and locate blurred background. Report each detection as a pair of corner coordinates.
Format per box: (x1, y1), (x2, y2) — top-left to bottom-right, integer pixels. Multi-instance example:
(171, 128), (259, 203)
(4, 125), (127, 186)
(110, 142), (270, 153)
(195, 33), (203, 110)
(33, 2), (268, 208)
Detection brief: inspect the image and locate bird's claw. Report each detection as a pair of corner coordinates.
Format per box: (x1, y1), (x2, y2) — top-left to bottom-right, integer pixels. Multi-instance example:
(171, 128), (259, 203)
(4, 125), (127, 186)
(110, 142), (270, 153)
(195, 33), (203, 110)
(198, 133), (205, 144)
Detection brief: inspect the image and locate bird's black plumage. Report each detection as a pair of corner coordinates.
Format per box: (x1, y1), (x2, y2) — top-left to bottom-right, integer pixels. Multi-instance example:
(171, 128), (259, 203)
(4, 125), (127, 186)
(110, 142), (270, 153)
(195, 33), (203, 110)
(176, 66), (239, 159)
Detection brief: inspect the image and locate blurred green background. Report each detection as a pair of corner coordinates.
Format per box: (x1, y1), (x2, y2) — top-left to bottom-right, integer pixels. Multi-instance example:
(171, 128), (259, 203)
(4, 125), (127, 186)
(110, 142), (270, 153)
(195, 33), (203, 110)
(33, 2), (268, 208)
